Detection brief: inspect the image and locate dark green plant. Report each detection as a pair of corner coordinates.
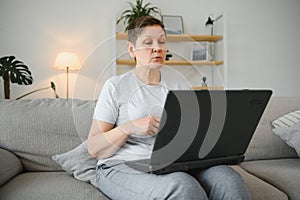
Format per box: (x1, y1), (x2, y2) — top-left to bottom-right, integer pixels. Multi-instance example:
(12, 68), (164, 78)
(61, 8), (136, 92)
(0, 55), (33, 99)
(116, 0), (161, 31)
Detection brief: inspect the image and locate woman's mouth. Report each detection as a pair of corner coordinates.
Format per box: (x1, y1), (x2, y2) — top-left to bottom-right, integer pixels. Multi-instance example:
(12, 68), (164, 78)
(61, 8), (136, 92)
(152, 56), (163, 61)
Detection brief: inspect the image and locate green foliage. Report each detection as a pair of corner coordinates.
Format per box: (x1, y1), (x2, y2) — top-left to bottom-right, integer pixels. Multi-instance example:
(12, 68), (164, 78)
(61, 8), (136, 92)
(0, 55), (33, 98)
(0, 56), (33, 85)
(116, 0), (161, 31)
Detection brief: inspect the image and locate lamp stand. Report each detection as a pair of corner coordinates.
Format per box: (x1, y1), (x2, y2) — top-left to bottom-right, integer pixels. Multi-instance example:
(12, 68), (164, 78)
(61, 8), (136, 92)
(66, 66), (69, 99)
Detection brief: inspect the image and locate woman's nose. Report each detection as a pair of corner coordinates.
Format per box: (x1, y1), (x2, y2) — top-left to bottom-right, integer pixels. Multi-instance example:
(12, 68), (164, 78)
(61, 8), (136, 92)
(152, 48), (162, 52)
(151, 42), (163, 52)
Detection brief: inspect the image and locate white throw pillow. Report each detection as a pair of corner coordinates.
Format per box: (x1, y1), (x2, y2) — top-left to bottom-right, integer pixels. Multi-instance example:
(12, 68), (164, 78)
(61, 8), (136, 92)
(272, 121), (300, 157)
(52, 140), (98, 187)
(272, 110), (300, 128)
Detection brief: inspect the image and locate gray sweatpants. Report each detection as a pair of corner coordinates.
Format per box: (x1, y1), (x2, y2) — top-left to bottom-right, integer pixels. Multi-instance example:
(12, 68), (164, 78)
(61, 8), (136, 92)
(96, 160), (251, 200)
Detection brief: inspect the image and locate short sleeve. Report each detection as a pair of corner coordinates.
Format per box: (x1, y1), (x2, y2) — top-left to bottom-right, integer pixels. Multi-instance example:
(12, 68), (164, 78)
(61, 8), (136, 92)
(93, 79), (119, 124)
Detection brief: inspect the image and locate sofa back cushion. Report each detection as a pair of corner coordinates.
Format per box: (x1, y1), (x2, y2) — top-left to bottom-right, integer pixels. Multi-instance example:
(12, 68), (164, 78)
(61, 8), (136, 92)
(245, 96), (300, 161)
(0, 98), (96, 171)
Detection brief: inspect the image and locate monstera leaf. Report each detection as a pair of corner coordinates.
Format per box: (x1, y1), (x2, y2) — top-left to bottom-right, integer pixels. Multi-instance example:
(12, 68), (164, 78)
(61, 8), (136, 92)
(0, 56), (33, 84)
(0, 55), (33, 99)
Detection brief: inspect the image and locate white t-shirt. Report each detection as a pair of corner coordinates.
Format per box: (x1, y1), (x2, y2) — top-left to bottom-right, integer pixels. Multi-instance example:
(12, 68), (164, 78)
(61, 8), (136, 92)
(93, 67), (190, 165)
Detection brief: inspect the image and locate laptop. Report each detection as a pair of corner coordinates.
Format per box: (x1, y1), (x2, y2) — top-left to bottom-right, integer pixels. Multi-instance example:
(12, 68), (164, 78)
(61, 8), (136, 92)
(125, 89), (272, 174)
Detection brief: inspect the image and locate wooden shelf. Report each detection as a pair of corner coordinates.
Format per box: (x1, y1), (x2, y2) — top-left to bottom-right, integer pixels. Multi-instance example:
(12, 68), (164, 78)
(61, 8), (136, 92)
(116, 59), (223, 66)
(116, 32), (223, 42)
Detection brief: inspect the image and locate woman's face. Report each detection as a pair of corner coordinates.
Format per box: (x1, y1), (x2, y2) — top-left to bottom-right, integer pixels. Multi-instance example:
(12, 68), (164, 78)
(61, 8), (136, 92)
(128, 25), (167, 69)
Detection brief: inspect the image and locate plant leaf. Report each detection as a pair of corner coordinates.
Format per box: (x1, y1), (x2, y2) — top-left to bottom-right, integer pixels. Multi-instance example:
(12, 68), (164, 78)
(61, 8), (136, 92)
(116, 0), (162, 31)
(0, 56), (33, 85)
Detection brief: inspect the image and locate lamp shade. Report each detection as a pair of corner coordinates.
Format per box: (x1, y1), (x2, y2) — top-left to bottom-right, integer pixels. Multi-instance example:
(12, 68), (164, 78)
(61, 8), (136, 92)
(53, 52), (81, 70)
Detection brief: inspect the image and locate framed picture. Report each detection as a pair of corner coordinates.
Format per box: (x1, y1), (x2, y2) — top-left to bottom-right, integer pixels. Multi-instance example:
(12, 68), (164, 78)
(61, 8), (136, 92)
(191, 42), (209, 61)
(162, 15), (184, 34)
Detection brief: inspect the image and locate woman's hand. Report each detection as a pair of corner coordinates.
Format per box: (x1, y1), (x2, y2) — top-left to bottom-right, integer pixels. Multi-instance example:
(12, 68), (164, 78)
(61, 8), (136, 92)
(119, 116), (160, 136)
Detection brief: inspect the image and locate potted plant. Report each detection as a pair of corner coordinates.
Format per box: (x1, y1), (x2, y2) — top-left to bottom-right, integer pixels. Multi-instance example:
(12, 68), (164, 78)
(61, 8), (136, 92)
(116, 0), (161, 31)
(0, 55), (33, 99)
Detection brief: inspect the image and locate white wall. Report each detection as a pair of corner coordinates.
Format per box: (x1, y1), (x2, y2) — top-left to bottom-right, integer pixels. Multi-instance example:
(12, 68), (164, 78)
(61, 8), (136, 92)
(1, 0), (299, 99)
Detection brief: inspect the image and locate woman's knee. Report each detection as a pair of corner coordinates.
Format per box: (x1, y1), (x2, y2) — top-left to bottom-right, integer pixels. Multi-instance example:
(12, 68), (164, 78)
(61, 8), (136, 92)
(163, 172), (208, 200)
(203, 165), (244, 184)
(198, 165), (250, 200)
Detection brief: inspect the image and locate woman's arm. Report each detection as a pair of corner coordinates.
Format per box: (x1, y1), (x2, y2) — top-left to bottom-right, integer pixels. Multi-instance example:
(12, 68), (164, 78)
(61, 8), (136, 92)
(87, 116), (160, 159)
(87, 120), (129, 159)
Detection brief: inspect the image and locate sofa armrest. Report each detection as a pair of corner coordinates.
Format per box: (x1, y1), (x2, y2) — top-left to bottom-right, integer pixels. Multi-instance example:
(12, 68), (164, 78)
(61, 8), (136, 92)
(0, 148), (23, 186)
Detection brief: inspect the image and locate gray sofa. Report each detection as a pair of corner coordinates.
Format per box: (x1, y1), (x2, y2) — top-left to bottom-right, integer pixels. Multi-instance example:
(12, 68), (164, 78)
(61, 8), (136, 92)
(0, 96), (299, 200)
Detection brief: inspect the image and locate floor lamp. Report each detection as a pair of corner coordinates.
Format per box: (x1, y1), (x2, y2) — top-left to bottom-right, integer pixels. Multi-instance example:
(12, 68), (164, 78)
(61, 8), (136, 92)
(53, 52), (81, 98)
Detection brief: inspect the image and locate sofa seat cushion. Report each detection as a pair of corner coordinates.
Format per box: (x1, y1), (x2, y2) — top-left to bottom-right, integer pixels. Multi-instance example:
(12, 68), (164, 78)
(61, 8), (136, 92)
(0, 172), (108, 200)
(240, 159), (300, 200)
(231, 165), (288, 200)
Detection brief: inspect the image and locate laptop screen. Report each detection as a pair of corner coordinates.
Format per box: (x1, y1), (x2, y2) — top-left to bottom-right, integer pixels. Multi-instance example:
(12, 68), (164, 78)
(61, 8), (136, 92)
(150, 90), (272, 166)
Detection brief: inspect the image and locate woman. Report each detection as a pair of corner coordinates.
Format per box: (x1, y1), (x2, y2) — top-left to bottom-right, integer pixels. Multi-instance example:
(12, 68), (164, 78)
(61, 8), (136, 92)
(87, 16), (250, 200)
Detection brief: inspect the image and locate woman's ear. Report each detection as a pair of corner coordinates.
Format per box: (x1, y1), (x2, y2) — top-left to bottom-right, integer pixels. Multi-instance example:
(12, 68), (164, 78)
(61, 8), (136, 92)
(127, 42), (136, 58)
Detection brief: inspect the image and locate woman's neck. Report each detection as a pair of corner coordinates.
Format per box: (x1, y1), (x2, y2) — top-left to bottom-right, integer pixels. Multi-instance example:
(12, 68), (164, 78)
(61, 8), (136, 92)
(134, 67), (161, 85)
